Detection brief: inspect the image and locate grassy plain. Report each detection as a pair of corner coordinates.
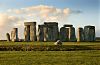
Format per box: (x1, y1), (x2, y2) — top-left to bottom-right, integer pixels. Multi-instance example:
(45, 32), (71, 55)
(0, 41), (100, 65)
(0, 41), (100, 45)
(0, 51), (100, 65)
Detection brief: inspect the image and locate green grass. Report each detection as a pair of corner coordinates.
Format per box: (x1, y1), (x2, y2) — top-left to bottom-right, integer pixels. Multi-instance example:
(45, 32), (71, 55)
(0, 50), (100, 65)
(0, 41), (100, 46)
(0, 41), (100, 65)
(0, 41), (100, 51)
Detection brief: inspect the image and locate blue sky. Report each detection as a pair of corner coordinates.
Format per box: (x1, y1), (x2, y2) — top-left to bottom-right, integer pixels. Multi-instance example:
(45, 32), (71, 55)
(0, 0), (99, 39)
(0, 0), (99, 9)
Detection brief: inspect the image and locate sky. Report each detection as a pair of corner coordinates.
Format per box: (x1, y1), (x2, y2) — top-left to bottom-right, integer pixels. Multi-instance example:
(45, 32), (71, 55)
(0, 0), (99, 40)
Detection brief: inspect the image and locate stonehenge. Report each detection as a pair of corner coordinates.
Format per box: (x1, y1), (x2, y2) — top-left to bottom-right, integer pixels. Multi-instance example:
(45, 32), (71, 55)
(6, 22), (96, 42)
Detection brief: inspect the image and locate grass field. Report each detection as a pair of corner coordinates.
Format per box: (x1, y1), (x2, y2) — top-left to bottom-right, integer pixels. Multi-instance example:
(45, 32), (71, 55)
(0, 41), (100, 65)
(0, 51), (100, 65)
(0, 41), (100, 45)
(0, 41), (100, 51)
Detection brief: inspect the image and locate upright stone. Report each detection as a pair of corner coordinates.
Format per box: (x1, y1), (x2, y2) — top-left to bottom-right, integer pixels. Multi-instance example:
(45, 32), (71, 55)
(24, 22), (37, 41)
(89, 27), (95, 41)
(24, 25), (30, 41)
(69, 27), (77, 42)
(37, 25), (44, 41)
(84, 25), (95, 41)
(6, 33), (10, 42)
(30, 22), (36, 41)
(44, 22), (59, 41)
(47, 26), (52, 41)
(52, 23), (59, 41)
(60, 24), (76, 42)
(60, 27), (69, 42)
(43, 26), (48, 41)
(77, 27), (84, 42)
(11, 28), (18, 42)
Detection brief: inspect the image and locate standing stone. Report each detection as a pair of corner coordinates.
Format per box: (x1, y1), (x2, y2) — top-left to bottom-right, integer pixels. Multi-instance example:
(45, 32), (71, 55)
(77, 27), (84, 42)
(24, 22), (37, 41)
(44, 22), (59, 41)
(24, 25), (30, 41)
(60, 27), (69, 42)
(37, 25), (44, 41)
(84, 25), (95, 41)
(47, 26), (53, 41)
(89, 27), (95, 41)
(6, 33), (10, 42)
(69, 27), (77, 42)
(84, 26), (89, 41)
(11, 28), (18, 42)
(43, 26), (48, 41)
(30, 22), (36, 41)
(60, 24), (76, 42)
(52, 23), (59, 41)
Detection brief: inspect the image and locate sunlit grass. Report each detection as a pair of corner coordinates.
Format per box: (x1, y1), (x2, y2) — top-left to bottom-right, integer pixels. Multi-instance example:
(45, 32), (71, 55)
(0, 50), (100, 65)
(0, 41), (100, 46)
(0, 41), (100, 65)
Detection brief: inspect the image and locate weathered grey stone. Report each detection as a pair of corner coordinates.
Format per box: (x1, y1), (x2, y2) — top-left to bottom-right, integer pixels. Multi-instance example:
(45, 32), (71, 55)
(6, 33), (10, 42)
(77, 27), (84, 42)
(24, 22), (35, 26)
(84, 25), (95, 42)
(30, 22), (36, 41)
(24, 22), (36, 41)
(63, 24), (73, 27)
(37, 22), (59, 42)
(52, 24), (59, 41)
(37, 25), (44, 41)
(44, 22), (59, 41)
(89, 28), (95, 41)
(24, 25), (30, 41)
(60, 27), (69, 42)
(43, 26), (48, 41)
(47, 26), (52, 41)
(60, 24), (77, 42)
(69, 27), (77, 42)
(54, 40), (62, 46)
(44, 22), (58, 26)
(11, 28), (18, 42)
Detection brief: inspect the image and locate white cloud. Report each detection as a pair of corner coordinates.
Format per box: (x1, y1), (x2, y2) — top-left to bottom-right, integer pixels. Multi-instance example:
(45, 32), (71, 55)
(0, 13), (24, 40)
(0, 13), (15, 28)
(0, 5), (72, 39)
(0, 5), (99, 40)
(63, 8), (70, 15)
(7, 5), (71, 21)
(0, 13), (23, 28)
